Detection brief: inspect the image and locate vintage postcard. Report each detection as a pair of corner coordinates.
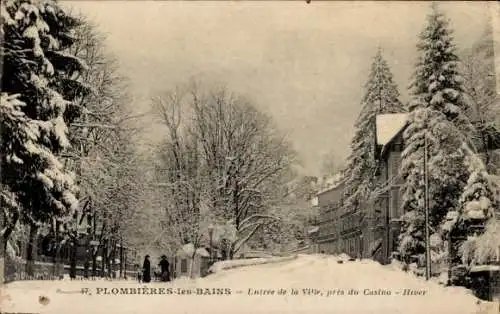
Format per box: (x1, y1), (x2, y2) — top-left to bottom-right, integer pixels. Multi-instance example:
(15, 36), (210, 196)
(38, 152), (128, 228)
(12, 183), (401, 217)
(1, 1), (500, 313)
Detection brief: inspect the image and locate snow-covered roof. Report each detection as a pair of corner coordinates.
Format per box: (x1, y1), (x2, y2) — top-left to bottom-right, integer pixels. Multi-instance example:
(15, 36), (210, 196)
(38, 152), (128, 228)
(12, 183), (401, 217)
(310, 196), (318, 207)
(176, 243), (210, 258)
(470, 265), (500, 272)
(375, 113), (408, 146)
(325, 173), (343, 185)
(308, 226), (319, 234)
(316, 173), (345, 196)
(317, 179), (345, 196)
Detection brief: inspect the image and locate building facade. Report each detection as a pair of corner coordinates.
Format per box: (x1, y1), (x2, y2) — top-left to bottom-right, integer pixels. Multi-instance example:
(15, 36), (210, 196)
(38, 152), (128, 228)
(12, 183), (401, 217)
(363, 113), (407, 265)
(365, 113), (500, 265)
(316, 178), (364, 258)
(314, 113), (408, 263)
(316, 180), (345, 255)
(314, 112), (500, 265)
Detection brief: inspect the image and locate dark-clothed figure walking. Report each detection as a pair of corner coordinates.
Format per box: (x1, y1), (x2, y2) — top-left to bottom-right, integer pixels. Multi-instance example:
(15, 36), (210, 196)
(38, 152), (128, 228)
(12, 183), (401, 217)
(159, 255), (170, 282)
(142, 255), (151, 283)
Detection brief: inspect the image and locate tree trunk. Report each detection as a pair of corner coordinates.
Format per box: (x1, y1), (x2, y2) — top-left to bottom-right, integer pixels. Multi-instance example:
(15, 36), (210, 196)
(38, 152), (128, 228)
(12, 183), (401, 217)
(52, 241), (58, 277)
(69, 237), (77, 279)
(110, 255), (114, 279)
(55, 242), (65, 279)
(52, 220), (64, 277)
(119, 237), (124, 278)
(109, 242), (116, 279)
(83, 251), (89, 279)
(25, 224), (38, 277)
(101, 240), (108, 277)
(84, 213), (92, 278)
(51, 221), (58, 277)
(229, 245), (235, 260)
(189, 250), (197, 279)
(92, 254), (97, 277)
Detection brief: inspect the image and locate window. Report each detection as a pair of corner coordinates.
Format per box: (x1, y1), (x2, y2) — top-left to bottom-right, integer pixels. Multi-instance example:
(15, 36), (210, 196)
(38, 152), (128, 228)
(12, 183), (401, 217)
(181, 259), (188, 273)
(379, 192), (389, 210)
(380, 163), (387, 181)
(390, 188), (401, 219)
(389, 153), (402, 179)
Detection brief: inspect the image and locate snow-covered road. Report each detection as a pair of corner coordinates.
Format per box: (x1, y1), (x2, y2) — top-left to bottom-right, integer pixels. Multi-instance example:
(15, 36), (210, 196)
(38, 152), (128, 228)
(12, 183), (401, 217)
(1, 254), (498, 314)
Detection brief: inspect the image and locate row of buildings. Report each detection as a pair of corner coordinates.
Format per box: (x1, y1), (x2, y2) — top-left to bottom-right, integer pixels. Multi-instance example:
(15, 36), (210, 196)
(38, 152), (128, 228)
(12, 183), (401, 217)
(310, 113), (500, 265)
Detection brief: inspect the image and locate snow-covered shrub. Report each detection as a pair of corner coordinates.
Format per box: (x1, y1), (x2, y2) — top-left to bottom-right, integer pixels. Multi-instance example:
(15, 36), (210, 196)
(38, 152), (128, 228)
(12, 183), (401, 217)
(458, 150), (498, 223)
(211, 220), (238, 247)
(441, 210), (459, 233)
(449, 265), (470, 287)
(456, 145), (500, 265)
(459, 237), (477, 265)
(460, 219), (500, 266)
(398, 209), (425, 261)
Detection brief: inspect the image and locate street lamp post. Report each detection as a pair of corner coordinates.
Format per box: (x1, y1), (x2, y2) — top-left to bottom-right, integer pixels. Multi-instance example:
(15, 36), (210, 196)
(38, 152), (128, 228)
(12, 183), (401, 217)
(208, 225), (214, 264)
(359, 234), (364, 259)
(447, 231), (453, 286)
(89, 240), (99, 277)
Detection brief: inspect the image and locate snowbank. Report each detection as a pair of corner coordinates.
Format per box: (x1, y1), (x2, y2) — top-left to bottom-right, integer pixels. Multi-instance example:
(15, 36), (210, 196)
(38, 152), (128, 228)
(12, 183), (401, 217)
(336, 253), (352, 261)
(1, 254), (498, 314)
(209, 255), (297, 273)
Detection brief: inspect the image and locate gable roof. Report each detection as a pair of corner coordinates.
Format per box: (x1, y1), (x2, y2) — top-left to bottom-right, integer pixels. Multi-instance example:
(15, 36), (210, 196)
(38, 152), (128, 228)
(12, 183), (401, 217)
(375, 113), (408, 146)
(316, 173), (346, 196)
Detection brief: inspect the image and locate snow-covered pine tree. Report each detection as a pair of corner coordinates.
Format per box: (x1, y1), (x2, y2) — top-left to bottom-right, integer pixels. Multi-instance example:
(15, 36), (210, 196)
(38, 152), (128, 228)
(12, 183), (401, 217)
(398, 4), (473, 271)
(406, 3), (471, 124)
(343, 49), (403, 212)
(456, 145), (500, 266)
(398, 108), (428, 265)
(1, 0), (89, 246)
(0, 94), (36, 241)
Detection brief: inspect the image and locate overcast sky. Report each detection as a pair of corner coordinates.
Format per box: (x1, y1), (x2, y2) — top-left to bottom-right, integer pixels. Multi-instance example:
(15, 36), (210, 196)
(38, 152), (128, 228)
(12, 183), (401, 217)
(65, 1), (491, 176)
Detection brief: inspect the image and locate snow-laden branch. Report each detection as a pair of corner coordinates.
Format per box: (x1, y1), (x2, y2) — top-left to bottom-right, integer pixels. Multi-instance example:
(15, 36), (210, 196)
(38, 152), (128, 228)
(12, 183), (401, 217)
(70, 122), (117, 129)
(238, 214), (280, 230)
(233, 223), (263, 254)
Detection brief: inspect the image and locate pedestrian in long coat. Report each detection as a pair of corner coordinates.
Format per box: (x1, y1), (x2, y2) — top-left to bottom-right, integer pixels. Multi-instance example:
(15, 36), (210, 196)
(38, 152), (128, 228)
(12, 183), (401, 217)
(159, 255), (170, 282)
(142, 255), (151, 283)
